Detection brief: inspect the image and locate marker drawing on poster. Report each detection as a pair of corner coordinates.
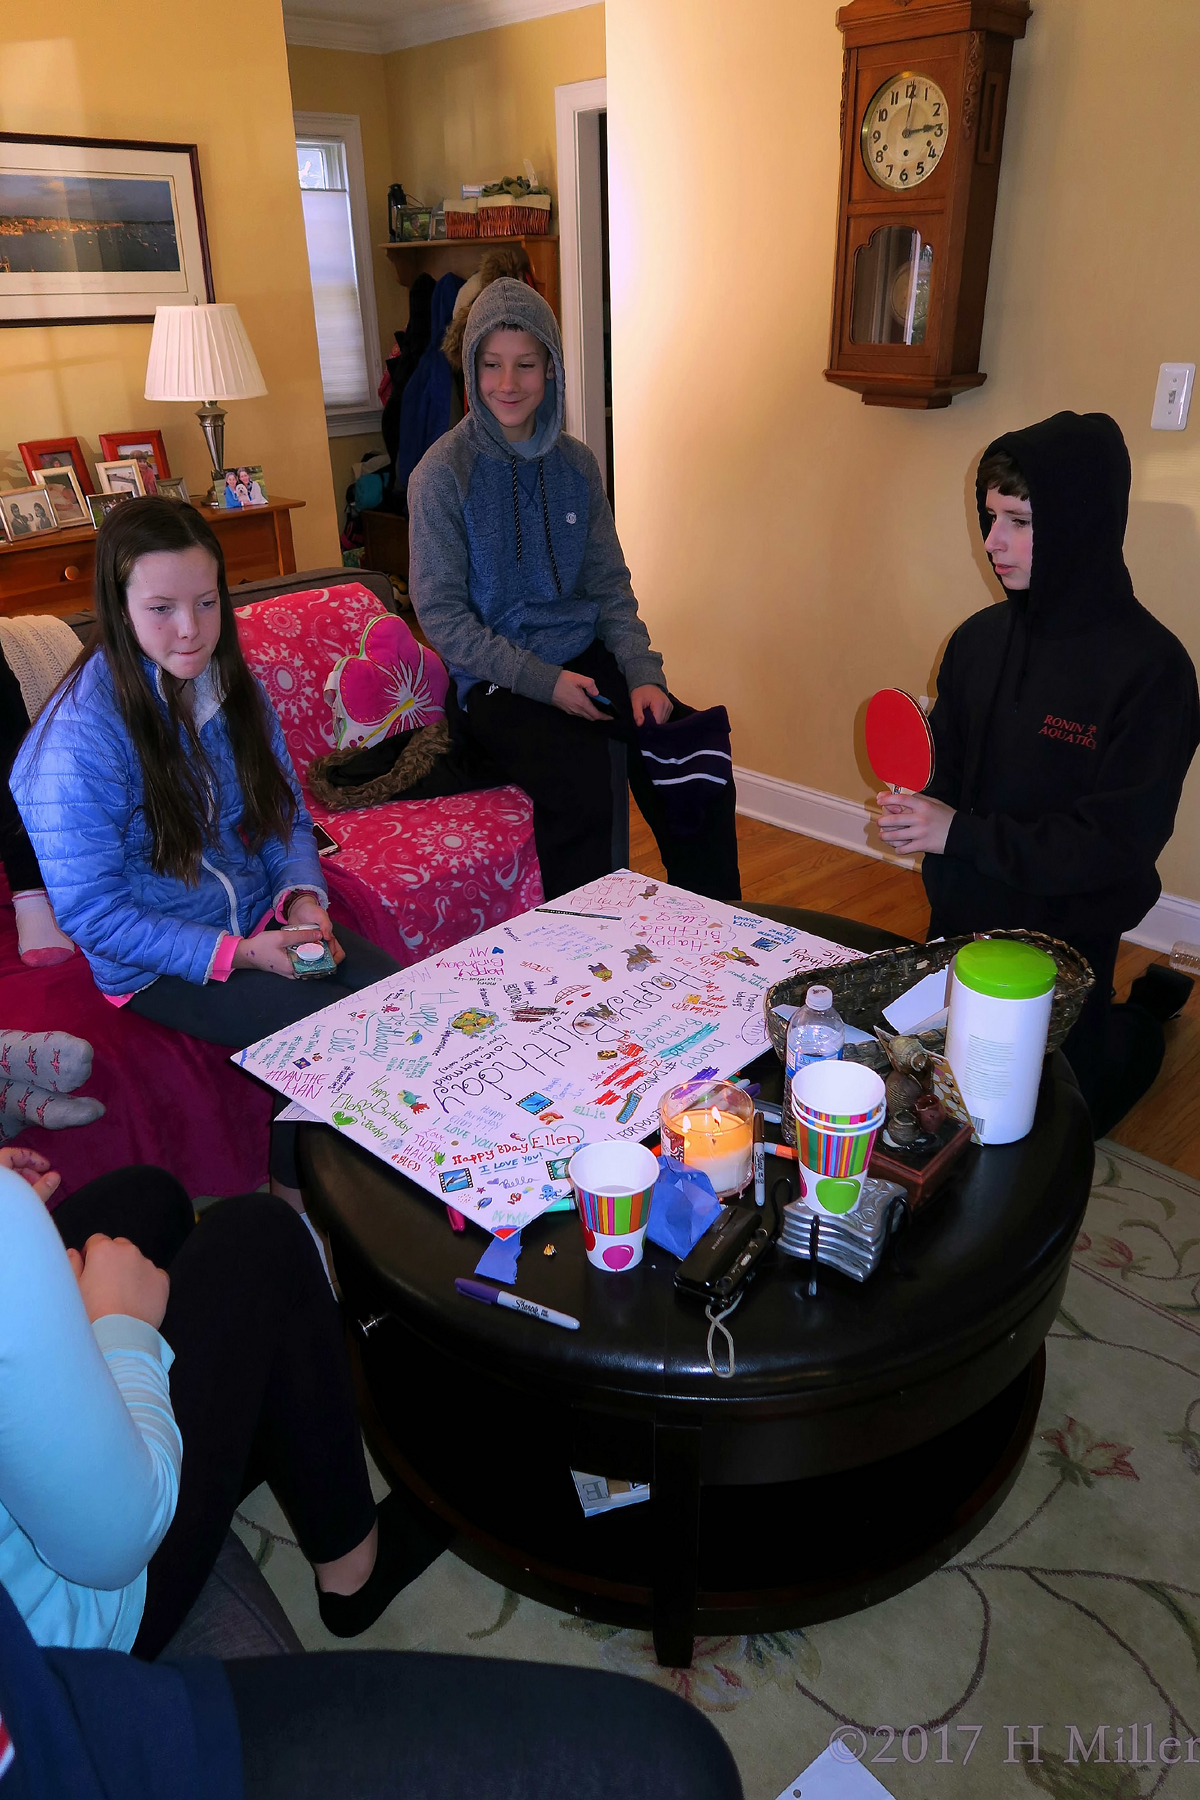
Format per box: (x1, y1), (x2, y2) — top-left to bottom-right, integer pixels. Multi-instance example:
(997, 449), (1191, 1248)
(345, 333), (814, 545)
(238, 873), (860, 1233)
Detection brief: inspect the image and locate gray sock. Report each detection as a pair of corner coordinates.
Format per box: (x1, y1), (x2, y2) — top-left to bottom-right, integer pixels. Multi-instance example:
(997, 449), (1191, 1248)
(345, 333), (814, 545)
(0, 1080), (105, 1133)
(0, 1031), (93, 1093)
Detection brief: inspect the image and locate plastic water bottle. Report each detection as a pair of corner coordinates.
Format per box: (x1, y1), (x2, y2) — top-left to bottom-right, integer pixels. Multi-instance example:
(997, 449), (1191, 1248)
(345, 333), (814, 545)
(782, 985), (845, 1145)
(1170, 942), (1200, 978)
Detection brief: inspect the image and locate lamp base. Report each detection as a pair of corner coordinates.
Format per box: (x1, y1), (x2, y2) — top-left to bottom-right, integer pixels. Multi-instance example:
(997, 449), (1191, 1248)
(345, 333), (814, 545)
(195, 403), (226, 499)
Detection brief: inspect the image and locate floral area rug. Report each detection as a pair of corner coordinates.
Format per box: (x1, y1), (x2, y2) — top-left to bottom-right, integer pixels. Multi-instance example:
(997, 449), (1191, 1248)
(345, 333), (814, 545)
(236, 1142), (1200, 1798)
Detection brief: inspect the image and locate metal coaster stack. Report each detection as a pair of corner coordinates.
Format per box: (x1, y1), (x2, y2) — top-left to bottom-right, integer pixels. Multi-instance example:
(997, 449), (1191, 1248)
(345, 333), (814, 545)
(776, 1178), (907, 1282)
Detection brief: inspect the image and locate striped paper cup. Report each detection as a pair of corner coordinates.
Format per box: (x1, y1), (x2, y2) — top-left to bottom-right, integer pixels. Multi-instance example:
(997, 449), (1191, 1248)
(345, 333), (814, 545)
(568, 1142), (660, 1271)
(794, 1114), (882, 1217)
(793, 1060), (886, 1127)
(794, 1096), (886, 1130)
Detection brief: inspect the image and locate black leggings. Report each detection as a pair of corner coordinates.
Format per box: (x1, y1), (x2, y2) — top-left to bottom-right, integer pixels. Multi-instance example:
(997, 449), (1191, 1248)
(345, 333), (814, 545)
(128, 925), (402, 1185)
(464, 641), (741, 903)
(0, 642), (41, 893)
(51, 1166), (377, 1660)
(224, 1651), (742, 1800)
(1059, 933), (1166, 1138)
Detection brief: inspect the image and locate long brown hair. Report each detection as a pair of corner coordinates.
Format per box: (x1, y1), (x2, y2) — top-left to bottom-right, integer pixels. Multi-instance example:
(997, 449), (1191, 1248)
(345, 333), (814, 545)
(43, 497), (297, 882)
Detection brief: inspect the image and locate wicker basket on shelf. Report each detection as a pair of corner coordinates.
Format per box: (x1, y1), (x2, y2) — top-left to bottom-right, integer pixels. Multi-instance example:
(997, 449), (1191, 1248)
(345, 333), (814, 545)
(765, 930), (1094, 1062)
(444, 199), (479, 238)
(478, 192), (552, 236)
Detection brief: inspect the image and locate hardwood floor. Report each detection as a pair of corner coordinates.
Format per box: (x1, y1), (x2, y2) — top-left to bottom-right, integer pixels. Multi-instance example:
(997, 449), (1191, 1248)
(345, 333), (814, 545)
(628, 807), (1200, 1178)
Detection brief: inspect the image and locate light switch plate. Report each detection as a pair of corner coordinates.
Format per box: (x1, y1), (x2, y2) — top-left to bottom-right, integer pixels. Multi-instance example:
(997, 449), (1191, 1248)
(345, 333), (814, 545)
(1151, 362), (1195, 430)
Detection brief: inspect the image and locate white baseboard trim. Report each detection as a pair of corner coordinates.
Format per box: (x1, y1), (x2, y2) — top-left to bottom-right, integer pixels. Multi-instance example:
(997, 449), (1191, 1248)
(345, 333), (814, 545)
(732, 763), (1199, 955)
(732, 764), (918, 871)
(1124, 891), (1200, 956)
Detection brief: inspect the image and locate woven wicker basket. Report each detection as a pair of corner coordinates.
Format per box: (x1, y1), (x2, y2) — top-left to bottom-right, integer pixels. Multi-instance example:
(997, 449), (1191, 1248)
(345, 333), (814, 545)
(765, 930), (1094, 1063)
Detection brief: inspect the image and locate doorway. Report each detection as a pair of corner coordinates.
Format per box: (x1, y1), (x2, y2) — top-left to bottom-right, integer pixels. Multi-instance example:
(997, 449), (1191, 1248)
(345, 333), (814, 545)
(555, 78), (613, 504)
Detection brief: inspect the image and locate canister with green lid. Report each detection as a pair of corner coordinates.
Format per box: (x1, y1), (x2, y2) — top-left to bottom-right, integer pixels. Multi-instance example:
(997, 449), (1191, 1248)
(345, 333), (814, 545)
(944, 939), (1057, 1145)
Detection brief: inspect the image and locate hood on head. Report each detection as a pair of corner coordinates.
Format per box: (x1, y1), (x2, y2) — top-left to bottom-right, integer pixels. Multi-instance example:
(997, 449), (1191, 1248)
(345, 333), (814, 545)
(976, 411), (1136, 630)
(462, 277), (564, 460)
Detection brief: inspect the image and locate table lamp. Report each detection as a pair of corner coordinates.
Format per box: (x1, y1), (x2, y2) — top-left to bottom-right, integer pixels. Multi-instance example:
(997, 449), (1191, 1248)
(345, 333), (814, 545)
(144, 303), (267, 499)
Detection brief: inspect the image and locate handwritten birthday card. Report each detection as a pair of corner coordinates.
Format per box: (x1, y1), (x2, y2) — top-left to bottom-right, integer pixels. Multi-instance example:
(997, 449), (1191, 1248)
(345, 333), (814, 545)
(235, 873), (859, 1232)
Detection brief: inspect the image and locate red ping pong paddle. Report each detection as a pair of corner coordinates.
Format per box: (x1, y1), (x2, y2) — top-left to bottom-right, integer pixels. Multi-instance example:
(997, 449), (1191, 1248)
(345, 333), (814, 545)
(865, 688), (935, 792)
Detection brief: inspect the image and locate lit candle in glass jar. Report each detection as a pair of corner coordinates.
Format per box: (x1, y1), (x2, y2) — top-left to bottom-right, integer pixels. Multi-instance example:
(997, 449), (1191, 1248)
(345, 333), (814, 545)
(659, 1080), (754, 1197)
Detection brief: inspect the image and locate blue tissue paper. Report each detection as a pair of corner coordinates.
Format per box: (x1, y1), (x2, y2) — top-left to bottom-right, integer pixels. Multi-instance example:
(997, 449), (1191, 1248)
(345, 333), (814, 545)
(475, 1231), (522, 1284)
(646, 1157), (723, 1258)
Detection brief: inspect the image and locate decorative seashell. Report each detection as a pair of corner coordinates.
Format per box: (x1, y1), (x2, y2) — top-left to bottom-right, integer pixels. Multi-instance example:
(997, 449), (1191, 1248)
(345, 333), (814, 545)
(543, 1243), (556, 1257)
(887, 1108), (921, 1146)
(885, 1071), (922, 1116)
(886, 1034), (931, 1077)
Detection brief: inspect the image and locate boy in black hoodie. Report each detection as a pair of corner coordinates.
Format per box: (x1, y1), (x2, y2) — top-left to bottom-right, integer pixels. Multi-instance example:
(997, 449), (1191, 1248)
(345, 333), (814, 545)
(878, 411), (1199, 1136)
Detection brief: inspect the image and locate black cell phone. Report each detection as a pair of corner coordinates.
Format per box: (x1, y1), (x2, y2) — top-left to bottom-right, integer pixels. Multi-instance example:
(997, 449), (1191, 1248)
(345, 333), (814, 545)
(313, 822), (340, 856)
(674, 1201), (778, 1305)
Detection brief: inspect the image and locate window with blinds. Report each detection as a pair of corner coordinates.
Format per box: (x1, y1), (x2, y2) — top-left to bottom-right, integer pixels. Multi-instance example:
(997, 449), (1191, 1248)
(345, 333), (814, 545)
(297, 137), (372, 412)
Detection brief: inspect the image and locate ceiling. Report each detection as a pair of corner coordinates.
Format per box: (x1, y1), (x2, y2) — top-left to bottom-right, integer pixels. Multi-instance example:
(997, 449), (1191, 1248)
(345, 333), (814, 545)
(282, 0), (590, 54)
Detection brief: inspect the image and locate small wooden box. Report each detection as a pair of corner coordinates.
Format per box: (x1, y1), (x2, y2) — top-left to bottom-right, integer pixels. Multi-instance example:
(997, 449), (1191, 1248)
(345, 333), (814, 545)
(868, 1119), (974, 1210)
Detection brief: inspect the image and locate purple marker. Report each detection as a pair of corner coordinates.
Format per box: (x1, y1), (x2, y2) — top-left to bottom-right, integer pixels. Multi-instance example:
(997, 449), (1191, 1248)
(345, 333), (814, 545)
(455, 1277), (580, 1331)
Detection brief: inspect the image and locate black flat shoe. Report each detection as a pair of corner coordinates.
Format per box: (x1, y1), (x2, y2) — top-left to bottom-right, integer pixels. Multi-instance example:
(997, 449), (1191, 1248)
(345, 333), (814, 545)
(1127, 965), (1194, 1024)
(317, 1488), (452, 1639)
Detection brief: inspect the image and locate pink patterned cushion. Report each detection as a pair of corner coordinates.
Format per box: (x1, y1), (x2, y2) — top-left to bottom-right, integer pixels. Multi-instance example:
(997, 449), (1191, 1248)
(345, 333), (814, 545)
(235, 583), (543, 963)
(324, 612), (449, 749)
(235, 582), (388, 772)
(312, 790), (542, 964)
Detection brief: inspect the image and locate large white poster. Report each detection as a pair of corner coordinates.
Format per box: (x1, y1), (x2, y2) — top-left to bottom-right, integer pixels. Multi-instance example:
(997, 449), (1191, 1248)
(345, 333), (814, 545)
(236, 873), (860, 1234)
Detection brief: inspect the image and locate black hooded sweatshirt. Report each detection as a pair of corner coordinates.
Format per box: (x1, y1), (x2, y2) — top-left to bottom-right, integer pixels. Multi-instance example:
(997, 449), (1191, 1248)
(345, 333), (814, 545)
(922, 411), (1199, 946)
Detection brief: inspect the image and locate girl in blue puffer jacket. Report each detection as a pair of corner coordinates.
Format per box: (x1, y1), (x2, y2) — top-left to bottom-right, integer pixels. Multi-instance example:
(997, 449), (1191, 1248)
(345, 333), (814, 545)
(11, 498), (400, 1200)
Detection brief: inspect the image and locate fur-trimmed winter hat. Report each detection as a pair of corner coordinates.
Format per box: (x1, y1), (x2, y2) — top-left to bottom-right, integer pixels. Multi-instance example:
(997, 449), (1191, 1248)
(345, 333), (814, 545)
(440, 244), (533, 373)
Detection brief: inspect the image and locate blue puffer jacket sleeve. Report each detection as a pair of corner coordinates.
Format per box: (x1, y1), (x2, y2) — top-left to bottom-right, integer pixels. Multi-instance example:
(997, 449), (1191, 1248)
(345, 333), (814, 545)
(12, 692), (226, 987)
(255, 699), (326, 910)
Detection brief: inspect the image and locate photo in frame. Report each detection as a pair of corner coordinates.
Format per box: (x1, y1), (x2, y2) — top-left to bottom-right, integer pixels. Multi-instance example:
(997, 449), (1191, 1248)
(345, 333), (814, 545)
(99, 430), (170, 487)
(86, 491), (132, 528)
(95, 459), (146, 498)
(154, 475), (190, 503)
(0, 133), (214, 328)
(213, 465), (268, 508)
(18, 437), (92, 492)
(33, 464), (90, 528)
(0, 486), (60, 541)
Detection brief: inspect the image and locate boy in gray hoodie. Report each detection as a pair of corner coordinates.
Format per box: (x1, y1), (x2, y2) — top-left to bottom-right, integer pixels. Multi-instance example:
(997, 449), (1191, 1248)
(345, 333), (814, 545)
(407, 279), (739, 902)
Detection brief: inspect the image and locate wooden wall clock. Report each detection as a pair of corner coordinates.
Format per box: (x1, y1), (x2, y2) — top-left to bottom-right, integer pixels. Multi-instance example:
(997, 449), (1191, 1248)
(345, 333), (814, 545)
(825, 0), (1031, 409)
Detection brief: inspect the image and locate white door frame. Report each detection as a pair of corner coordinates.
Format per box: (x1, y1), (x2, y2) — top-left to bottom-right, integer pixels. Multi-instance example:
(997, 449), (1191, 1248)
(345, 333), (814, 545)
(555, 77), (607, 484)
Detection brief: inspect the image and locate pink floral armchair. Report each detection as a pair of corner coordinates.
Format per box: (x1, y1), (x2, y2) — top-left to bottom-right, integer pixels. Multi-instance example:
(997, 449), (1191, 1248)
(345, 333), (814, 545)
(235, 580), (542, 965)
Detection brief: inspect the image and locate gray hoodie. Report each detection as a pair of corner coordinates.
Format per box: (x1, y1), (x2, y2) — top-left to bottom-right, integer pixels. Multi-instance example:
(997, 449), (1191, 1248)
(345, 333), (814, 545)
(407, 278), (665, 705)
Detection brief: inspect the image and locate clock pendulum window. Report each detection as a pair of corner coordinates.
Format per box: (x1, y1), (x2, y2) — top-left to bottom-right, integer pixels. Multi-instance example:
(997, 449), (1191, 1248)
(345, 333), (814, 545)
(825, 0), (1031, 409)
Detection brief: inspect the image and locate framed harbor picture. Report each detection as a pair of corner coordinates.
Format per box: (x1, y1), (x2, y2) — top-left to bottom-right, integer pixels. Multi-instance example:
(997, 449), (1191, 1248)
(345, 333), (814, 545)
(0, 132), (214, 328)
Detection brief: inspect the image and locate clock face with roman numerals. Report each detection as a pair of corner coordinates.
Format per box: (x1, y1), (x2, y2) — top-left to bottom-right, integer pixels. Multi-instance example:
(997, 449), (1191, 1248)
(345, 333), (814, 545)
(861, 72), (949, 191)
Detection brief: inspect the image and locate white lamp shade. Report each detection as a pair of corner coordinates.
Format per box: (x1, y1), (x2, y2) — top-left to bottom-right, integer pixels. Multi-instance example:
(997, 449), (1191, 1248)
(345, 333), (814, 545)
(144, 304), (268, 403)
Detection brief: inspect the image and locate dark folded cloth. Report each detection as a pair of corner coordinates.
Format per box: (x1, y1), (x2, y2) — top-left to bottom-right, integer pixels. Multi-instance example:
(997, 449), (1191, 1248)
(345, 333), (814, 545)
(307, 711), (509, 811)
(636, 705), (733, 838)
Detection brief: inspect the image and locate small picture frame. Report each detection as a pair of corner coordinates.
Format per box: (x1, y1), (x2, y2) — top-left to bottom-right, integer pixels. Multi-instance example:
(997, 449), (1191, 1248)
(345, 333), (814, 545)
(32, 464), (90, 529)
(155, 474), (191, 504)
(0, 485), (61, 542)
(86, 490), (133, 528)
(18, 437), (92, 493)
(95, 459), (147, 498)
(212, 465), (268, 509)
(98, 431), (171, 479)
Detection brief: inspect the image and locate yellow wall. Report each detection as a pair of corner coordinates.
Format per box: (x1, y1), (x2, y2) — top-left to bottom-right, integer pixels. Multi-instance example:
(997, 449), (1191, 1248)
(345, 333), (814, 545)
(287, 42), (406, 368)
(383, 5), (606, 217)
(0, 7), (338, 571)
(607, 0), (1200, 903)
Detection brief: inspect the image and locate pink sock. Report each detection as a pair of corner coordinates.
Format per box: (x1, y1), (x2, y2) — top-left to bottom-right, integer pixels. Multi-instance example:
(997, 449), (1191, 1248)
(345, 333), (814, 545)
(12, 891), (75, 968)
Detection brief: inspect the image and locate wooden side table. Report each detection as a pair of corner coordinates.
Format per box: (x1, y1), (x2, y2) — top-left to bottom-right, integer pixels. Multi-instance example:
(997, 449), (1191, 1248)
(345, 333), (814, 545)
(0, 497), (306, 618)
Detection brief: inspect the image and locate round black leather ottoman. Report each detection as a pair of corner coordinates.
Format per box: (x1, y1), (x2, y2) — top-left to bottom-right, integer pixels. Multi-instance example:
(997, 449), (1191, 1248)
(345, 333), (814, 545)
(301, 909), (1094, 1667)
